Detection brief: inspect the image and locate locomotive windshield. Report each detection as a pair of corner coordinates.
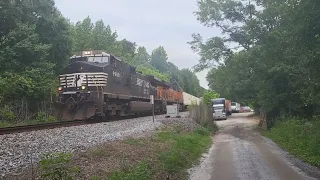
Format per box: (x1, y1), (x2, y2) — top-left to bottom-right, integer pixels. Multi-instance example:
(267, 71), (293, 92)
(70, 50), (111, 64)
(87, 56), (109, 63)
(70, 56), (110, 64)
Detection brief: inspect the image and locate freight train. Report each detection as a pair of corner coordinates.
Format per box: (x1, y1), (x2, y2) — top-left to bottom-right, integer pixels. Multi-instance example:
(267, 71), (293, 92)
(55, 50), (201, 120)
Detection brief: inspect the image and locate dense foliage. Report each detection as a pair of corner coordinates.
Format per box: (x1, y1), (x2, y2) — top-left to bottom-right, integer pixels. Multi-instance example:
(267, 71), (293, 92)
(265, 118), (320, 166)
(0, 0), (204, 123)
(203, 90), (220, 105)
(0, 0), (72, 122)
(191, 0), (320, 121)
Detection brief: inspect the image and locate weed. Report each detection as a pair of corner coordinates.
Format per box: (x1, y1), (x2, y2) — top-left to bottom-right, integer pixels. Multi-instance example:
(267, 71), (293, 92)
(0, 105), (15, 121)
(0, 121), (10, 128)
(125, 138), (142, 145)
(89, 148), (109, 158)
(173, 125), (184, 134)
(108, 161), (151, 180)
(39, 152), (81, 180)
(36, 112), (56, 123)
(194, 127), (211, 136)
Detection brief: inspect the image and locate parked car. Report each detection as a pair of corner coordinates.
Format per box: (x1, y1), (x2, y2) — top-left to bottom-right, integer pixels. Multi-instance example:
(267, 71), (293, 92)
(240, 106), (245, 113)
(243, 106), (252, 112)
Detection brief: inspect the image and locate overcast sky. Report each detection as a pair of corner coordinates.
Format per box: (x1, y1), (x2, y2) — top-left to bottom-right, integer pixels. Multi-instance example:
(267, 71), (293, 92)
(55, 0), (223, 89)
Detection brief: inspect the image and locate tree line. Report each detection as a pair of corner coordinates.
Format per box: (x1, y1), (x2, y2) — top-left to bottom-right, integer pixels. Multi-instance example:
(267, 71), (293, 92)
(191, 0), (320, 125)
(0, 0), (204, 122)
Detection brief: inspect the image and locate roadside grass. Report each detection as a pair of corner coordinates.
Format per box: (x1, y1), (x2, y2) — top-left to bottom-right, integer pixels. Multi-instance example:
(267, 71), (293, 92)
(156, 126), (212, 179)
(11, 124), (214, 180)
(261, 118), (320, 167)
(85, 125), (213, 180)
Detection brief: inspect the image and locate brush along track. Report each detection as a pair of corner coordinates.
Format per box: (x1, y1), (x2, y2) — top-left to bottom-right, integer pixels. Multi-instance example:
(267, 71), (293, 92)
(0, 112), (169, 135)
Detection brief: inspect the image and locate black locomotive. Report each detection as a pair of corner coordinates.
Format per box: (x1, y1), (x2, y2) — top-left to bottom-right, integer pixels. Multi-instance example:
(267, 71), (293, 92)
(55, 50), (184, 121)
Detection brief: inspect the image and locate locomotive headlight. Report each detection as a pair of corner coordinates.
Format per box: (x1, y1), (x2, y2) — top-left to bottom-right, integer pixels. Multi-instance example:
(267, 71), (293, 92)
(81, 85), (86, 90)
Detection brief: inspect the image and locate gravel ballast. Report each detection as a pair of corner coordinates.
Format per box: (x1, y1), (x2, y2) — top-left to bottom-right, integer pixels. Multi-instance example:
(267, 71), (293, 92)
(0, 112), (197, 177)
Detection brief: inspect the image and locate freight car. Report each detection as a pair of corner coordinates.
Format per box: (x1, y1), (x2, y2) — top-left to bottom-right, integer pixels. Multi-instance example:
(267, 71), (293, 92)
(55, 50), (187, 120)
(182, 92), (201, 110)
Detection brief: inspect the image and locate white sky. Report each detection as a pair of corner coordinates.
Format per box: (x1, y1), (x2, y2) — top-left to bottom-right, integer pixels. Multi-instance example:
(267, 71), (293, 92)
(55, 0), (223, 89)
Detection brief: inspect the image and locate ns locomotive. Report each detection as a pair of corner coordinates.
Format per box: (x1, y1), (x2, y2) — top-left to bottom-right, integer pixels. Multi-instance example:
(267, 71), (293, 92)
(55, 50), (191, 121)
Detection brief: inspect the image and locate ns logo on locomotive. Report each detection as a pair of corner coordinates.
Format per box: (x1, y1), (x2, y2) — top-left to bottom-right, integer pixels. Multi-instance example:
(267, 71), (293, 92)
(54, 50), (200, 121)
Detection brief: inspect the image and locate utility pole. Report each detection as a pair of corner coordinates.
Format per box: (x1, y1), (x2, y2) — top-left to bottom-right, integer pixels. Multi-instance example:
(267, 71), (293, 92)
(150, 95), (154, 122)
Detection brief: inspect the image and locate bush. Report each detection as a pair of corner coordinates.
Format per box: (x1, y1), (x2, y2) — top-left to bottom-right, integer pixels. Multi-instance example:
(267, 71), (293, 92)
(36, 112), (56, 123)
(266, 118), (320, 166)
(0, 105), (15, 121)
(39, 152), (81, 180)
(202, 90), (220, 105)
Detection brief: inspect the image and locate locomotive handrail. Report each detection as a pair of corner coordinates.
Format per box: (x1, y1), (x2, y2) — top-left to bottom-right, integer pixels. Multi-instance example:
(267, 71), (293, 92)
(89, 75), (104, 99)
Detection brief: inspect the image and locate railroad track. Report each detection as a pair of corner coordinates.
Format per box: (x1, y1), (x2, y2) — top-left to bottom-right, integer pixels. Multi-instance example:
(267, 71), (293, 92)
(0, 120), (90, 135)
(0, 111), (174, 135)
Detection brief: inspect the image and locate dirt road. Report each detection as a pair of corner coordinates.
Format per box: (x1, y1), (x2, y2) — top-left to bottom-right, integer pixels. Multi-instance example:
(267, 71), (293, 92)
(189, 113), (320, 180)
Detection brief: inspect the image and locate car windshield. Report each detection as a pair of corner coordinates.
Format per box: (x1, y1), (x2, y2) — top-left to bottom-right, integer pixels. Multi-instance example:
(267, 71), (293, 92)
(213, 99), (224, 105)
(232, 102), (236, 106)
(213, 105), (224, 110)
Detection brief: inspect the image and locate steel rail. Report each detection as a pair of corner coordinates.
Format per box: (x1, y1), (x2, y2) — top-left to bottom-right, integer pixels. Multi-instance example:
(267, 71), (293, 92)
(0, 111), (180, 135)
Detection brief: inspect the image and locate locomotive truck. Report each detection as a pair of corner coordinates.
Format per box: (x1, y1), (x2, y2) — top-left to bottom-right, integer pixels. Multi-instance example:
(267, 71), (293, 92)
(54, 50), (200, 121)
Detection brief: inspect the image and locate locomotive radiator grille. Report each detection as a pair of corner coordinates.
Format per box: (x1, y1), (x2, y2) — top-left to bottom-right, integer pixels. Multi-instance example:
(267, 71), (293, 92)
(59, 72), (108, 88)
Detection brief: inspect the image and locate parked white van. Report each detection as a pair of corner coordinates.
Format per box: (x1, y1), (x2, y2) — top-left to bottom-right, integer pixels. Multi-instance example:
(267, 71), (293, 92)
(231, 102), (241, 113)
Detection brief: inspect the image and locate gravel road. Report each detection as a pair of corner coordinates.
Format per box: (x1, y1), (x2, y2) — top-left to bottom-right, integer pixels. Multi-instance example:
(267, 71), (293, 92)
(0, 112), (195, 178)
(189, 113), (320, 180)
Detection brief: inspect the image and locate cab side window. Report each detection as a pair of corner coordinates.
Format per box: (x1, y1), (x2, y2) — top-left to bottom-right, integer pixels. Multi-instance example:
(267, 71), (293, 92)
(113, 59), (117, 68)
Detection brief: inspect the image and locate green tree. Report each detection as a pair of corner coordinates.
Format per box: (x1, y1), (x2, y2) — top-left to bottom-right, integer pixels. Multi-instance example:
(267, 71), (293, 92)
(136, 64), (170, 82)
(0, 0), (71, 120)
(150, 46), (168, 73)
(72, 16), (93, 52)
(132, 46), (150, 66)
(203, 90), (220, 105)
(192, 0), (320, 121)
(90, 20), (117, 52)
(116, 39), (137, 64)
(180, 69), (202, 96)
